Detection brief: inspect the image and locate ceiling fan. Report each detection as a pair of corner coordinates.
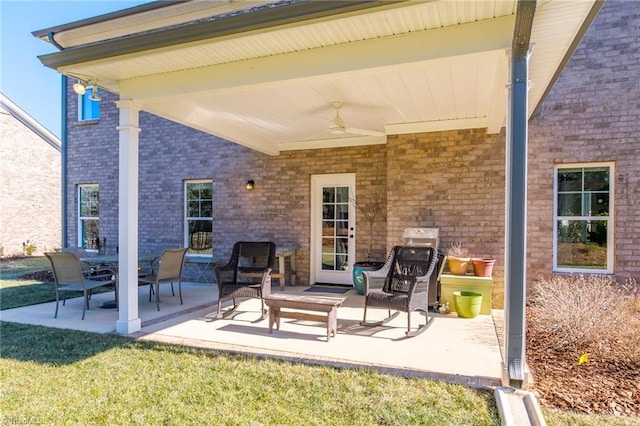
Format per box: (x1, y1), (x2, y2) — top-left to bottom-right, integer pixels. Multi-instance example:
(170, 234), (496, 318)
(328, 101), (385, 137)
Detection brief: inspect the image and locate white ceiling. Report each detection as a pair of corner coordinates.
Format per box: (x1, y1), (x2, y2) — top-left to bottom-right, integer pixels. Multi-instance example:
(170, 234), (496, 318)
(39, 0), (598, 156)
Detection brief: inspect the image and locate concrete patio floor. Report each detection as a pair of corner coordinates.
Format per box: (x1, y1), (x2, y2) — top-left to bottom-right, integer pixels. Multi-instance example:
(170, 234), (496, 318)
(1, 282), (505, 387)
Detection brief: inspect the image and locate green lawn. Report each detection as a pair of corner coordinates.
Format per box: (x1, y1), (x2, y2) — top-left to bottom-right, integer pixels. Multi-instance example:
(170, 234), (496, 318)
(1, 258), (637, 425)
(1, 322), (499, 425)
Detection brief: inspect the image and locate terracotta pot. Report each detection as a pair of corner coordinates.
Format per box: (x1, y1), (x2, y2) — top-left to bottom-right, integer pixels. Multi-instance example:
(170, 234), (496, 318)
(447, 256), (471, 275)
(471, 258), (495, 277)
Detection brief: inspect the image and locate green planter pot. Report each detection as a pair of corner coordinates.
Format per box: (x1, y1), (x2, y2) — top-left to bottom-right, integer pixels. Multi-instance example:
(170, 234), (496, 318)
(453, 291), (483, 318)
(352, 261), (385, 295)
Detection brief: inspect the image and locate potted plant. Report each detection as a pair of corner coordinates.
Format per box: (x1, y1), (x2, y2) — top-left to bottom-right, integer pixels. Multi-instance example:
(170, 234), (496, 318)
(351, 191), (386, 295)
(471, 257), (496, 277)
(446, 241), (470, 275)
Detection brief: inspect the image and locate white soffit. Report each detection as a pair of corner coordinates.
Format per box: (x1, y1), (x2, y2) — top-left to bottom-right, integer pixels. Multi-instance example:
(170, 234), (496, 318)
(44, 0), (598, 155)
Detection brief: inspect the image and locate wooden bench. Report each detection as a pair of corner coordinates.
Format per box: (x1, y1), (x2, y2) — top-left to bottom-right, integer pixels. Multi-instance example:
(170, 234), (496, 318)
(263, 293), (345, 342)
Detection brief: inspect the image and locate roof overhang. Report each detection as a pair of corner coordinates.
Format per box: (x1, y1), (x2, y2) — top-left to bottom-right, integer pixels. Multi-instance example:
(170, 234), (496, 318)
(35, 0), (602, 156)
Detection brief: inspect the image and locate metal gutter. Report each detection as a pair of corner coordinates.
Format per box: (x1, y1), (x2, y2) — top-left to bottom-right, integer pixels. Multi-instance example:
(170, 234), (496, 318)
(530, 0), (604, 117)
(32, 1), (186, 40)
(36, 0), (404, 70)
(505, 0), (536, 388)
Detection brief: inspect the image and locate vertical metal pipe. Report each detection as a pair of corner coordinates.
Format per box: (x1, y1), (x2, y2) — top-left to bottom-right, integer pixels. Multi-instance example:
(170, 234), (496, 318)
(505, 0), (536, 388)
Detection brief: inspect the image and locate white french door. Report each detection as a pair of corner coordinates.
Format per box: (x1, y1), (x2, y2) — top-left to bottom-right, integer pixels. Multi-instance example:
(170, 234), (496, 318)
(310, 173), (356, 285)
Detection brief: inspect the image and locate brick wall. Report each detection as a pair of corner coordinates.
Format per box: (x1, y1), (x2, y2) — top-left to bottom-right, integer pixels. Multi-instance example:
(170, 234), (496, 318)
(63, 0), (639, 306)
(387, 130), (506, 308)
(528, 0), (640, 284)
(66, 88), (387, 283)
(0, 111), (61, 257)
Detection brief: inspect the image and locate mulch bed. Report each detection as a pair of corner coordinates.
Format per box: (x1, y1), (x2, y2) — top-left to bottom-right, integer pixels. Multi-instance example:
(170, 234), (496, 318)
(526, 307), (640, 417)
(19, 270), (54, 282)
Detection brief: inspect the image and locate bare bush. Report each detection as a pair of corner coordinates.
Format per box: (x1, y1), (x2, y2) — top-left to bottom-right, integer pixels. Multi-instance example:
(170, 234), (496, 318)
(529, 274), (637, 356)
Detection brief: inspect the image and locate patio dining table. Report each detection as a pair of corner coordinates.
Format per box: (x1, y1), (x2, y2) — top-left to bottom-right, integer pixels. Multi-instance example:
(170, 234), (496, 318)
(80, 253), (160, 308)
(80, 253), (160, 269)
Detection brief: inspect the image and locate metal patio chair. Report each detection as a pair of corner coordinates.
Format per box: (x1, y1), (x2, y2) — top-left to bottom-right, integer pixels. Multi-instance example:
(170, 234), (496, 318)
(360, 245), (438, 337)
(45, 251), (118, 320)
(138, 247), (187, 311)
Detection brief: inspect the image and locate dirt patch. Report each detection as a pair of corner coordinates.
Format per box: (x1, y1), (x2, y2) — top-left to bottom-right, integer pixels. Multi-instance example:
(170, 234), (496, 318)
(526, 307), (640, 417)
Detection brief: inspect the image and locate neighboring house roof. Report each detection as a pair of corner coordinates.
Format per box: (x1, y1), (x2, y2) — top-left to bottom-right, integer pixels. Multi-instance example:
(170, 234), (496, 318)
(0, 92), (61, 152)
(33, 0), (601, 156)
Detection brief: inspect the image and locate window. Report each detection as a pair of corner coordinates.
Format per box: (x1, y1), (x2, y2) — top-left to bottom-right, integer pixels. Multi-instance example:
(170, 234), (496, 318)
(77, 84), (100, 121)
(554, 163), (614, 273)
(78, 184), (100, 251)
(184, 180), (213, 255)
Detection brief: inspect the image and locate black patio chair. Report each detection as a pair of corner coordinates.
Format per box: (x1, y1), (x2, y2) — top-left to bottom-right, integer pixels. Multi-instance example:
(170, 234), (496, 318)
(214, 241), (276, 320)
(360, 245), (438, 337)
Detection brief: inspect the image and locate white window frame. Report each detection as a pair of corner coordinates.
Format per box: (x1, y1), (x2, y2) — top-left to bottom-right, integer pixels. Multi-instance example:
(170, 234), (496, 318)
(184, 179), (213, 257)
(77, 83), (100, 121)
(553, 162), (614, 274)
(77, 184), (99, 253)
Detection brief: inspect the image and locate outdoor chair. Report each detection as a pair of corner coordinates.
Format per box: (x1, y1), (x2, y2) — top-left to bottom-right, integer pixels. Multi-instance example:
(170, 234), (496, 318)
(360, 245), (438, 337)
(214, 241), (276, 320)
(138, 248), (187, 311)
(45, 251), (118, 320)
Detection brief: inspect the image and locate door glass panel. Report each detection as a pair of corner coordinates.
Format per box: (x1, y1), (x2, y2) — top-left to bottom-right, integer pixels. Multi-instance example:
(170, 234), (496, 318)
(336, 221), (349, 236)
(321, 185), (350, 271)
(323, 187), (335, 203)
(336, 186), (349, 202)
(323, 205), (335, 220)
(336, 254), (348, 271)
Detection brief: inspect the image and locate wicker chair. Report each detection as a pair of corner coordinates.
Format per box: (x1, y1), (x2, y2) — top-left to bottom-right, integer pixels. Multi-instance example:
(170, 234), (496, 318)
(45, 251), (118, 320)
(360, 246), (438, 337)
(214, 241), (276, 320)
(138, 248), (187, 311)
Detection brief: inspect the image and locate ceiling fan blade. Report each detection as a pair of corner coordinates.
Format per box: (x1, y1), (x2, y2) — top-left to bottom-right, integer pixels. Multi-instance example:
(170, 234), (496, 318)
(345, 127), (385, 137)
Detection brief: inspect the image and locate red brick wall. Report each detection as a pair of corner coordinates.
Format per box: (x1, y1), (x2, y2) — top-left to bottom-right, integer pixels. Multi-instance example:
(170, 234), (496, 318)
(528, 0), (640, 284)
(387, 130), (507, 307)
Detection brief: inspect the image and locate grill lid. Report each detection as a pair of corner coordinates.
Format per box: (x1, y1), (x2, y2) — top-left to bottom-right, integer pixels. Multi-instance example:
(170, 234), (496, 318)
(402, 227), (439, 247)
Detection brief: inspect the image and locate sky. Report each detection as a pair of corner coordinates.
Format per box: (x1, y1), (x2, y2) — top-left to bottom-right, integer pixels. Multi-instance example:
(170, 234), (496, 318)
(0, 0), (149, 138)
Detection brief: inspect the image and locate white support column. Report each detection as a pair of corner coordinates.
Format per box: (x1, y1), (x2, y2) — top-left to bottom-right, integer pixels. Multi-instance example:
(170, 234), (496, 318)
(115, 100), (141, 334)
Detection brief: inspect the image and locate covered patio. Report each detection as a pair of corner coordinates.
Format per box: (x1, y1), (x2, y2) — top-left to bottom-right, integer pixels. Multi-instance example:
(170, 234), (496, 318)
(1, 282), (504, 387)
(33, 0), (603, 387)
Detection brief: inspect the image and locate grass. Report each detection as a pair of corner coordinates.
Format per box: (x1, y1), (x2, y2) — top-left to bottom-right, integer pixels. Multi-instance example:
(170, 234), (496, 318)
(2, 258), (637, 425)
(1, 257), (500, 424)
(0, 322), (499, 425)
(1, 257), (55, 309)
(0, 256), (50, 279)
(0, 256), (112, 310)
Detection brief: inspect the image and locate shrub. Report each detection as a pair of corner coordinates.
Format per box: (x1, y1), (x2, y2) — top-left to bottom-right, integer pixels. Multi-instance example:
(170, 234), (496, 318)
(22, 240), (36, 256)
(529, 274), (639, 359)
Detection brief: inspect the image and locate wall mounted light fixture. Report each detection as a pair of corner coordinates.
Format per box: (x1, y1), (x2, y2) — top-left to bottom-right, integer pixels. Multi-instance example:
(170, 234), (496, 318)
(245, 180), (255, 190)
(73, 81), (87, 95)
(89, 84), (101, 102)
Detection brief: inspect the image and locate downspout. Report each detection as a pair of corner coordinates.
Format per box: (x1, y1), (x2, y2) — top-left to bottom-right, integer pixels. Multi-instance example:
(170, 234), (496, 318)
(48, 31), (68, 248)
(504, 0), (536, 388)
